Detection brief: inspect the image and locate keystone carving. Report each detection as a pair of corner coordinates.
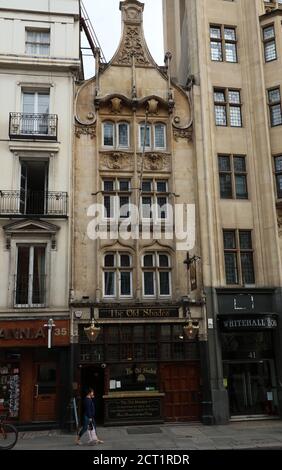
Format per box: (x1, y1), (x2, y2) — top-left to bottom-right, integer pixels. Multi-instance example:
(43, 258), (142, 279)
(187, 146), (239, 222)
(173, 127), (193, 143)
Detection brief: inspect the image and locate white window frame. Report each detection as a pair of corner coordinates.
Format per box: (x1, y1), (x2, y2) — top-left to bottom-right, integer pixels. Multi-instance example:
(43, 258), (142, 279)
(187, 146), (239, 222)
(141, 179), (169, 221)
(25, 29), (50, 56)
(102, 121), (130, 149)
(14, 243), (47, 308)
(103, 179), (131, 221)
(103, 253), (133, 299)
(142, 252), (171, 298)
(139, 122), (167, 151)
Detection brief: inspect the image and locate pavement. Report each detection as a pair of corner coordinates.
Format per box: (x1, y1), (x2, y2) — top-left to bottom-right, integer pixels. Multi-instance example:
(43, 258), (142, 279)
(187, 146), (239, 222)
(12, 419), (282, 450)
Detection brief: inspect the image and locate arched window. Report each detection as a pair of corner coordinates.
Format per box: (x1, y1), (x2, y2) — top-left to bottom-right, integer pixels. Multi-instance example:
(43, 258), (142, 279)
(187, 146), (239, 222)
(139, 122), (166, 150)
(142, 252), (171, 297)
(103, 252), (133, 298)
(102, 121), (129, 148)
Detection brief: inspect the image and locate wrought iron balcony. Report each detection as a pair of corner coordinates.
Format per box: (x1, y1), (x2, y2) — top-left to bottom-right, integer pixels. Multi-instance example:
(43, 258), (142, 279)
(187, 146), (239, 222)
(0, 190), (68, 218)
(9, 113), (58, 140)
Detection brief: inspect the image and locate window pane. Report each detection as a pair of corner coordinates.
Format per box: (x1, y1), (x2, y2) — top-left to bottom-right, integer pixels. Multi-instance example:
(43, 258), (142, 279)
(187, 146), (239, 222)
(144, 272), (155, 295)
(32, 246), (45, 304)
(119, 180), (130, 191)
(220, 174), (232, 198)
(104, 180), (114, 191)
(228, 91), (240, 104)
(210, 27), (221, 39)
(214, 91), (225, 102)
(218, 155), (231, 171)
(263, 26), (275, 40)
(265, 41), (277, 62)
(211, 41), (222, 61)
(239, 231), (252, 250)
(103, 123), (114, 146)
(144, 254), (154, 267)
(270, 104), (282, 126)
(215, 105), (227, 126)
(224, 28), (236, 41)
(154, 124), (165, 148)
(276, 174), (282, 198)
(157, 196), (168, 219)
(241, 253), (255, 284)
(156, 181), (167, 192)
(235, 175), (248, 199)
(120, 272), (131, 296)
(16, 246), (30, 305)
(119, 196), (130, 218)
(224, 253), (238, 284)
(103, 195), (114, 218)
(140, 124), (151, 147)
(159, 271), (170, 295)
(159, 254), (169, 267)
(120, 254), (130, 267)
(118, 123), (129, 147)
(230, 106), (242, 127)
(268, 88), (280, 103)
(233, 156), (246, 172)
(225, 43), (237, 62)
(224, 231), (236, 249)
(142, 196), (152, 218)
(142, 180), (152, 192)
(105, 254), (115, 267)
(274, 156), (282, 172)
(104, 272), (115, 296)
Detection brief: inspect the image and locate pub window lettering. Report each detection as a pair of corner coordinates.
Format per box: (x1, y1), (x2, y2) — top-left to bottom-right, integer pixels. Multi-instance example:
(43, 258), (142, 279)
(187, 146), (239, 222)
(223, 230), (255, 285)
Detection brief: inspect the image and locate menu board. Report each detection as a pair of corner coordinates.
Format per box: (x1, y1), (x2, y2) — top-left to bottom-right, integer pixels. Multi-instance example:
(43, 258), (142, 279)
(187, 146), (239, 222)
(0, 364), (20, 418)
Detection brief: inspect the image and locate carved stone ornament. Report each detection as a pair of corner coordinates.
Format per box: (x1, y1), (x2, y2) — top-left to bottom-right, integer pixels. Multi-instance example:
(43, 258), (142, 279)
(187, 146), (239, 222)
(138, 153), (170, 172)
(147, 98), (159, 114)
(173, 126), (193, 143)
(100, 152), (132, 170)
(75, 125), (96, 139)
(111, 97), (122, 114)
(114, 26), (150, 66)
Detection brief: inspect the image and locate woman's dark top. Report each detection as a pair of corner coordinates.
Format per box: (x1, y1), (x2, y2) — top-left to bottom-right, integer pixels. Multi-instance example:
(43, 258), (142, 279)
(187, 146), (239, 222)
(84, 397), (95, 419)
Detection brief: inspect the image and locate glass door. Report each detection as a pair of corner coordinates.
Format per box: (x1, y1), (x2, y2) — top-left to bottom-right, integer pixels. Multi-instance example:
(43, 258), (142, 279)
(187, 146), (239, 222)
(224, 360), (279, 416)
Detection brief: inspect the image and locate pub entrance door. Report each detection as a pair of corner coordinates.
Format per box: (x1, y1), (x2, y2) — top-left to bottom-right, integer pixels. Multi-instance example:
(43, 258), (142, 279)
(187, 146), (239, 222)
(33, 362), (57, 421)
(80, 366), (105, 424)
(160, 362), (201, 421)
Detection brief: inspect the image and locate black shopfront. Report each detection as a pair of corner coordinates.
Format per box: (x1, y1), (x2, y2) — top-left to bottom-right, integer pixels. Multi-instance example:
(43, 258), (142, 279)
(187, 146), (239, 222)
(74, 306), (202, 425)
(217, 289), (282, 419)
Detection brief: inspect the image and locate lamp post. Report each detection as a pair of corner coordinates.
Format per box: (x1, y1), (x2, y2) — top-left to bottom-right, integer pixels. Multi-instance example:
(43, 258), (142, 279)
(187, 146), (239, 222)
(44, 318), (56, 349)
(84, 306), (101, 342)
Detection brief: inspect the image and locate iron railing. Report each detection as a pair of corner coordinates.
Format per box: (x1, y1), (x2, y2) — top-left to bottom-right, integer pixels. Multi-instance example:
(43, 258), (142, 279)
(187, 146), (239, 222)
(14, 274), (46, 307)
(0, 190), (68, 217)
(9, 113), (58, 140)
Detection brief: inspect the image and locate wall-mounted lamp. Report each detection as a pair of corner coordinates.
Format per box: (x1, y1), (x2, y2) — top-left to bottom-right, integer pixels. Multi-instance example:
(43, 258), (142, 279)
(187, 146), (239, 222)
(84, 306), (101, 342)
(181, 296), (199, 340)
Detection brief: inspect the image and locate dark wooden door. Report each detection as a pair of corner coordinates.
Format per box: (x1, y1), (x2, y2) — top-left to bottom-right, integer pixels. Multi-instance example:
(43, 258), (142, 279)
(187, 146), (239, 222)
(160, 362), (201, 421)
(33, 362), (57, 421)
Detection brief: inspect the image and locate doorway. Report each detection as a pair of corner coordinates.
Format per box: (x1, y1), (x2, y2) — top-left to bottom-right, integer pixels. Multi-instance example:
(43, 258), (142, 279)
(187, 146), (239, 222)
(80, 366), (105, 424)
(33, 362), (57, 422)
(160, 362), (201, 421)
(224, 360), (279, 416)
(20, 161), (49, 215)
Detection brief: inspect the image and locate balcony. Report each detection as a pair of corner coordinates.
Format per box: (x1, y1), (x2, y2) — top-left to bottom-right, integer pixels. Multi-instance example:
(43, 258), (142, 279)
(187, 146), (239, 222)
(9, 113), (58, 140)
(0, 190), (68, 218)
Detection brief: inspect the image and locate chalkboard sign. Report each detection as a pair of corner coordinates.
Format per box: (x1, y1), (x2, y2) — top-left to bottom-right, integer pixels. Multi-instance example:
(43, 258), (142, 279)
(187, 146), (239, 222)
(105, 397), (163, 424)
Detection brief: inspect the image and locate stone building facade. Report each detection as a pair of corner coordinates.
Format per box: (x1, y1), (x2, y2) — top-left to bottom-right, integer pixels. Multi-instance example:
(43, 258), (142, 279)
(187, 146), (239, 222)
(71, 0), (208, 425)
(163, 0), (282, 423)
